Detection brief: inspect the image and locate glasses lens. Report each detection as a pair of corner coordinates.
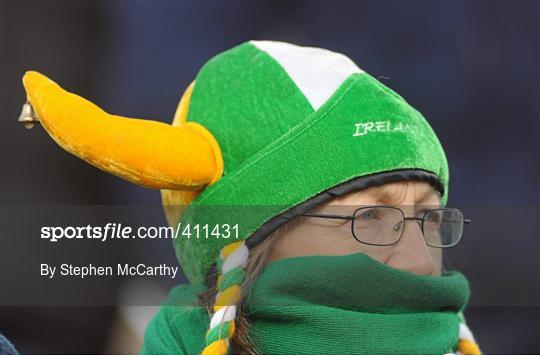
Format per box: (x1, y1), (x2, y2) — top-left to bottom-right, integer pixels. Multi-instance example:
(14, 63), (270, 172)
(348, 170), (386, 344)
(353, 207), (403, 245)
(423, 208), (464, 247)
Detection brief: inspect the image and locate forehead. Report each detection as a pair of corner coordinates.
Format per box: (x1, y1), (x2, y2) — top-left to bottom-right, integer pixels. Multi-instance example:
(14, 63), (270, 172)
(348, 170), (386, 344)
(327, 180), (441, 206)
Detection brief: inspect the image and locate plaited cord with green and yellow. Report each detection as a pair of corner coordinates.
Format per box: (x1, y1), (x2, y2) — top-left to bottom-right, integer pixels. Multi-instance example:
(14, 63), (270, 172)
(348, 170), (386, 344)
(201, 241), (249, 355)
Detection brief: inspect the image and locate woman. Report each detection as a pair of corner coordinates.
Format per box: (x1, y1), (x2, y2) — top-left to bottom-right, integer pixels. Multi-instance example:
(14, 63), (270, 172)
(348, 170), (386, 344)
(143, 41), (483, 355)
(19, 40), (481, 354)
(146, 184), (479, 354)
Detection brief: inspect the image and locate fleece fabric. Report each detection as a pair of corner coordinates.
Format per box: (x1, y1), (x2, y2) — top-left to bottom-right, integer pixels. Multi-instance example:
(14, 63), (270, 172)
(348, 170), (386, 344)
(176, 41), (449, 283)
(141, 252), (470, 354)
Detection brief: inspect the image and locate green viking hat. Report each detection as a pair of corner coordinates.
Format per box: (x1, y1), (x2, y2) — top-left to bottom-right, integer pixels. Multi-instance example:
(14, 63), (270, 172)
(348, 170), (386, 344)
(177, 40), (449, 284)
(19, 40), (449, 284)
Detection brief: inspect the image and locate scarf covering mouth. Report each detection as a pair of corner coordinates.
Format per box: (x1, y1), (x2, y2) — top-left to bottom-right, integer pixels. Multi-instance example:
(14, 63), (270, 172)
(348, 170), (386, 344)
(243, 251), (470, 355)
(141, 252), (471, 355)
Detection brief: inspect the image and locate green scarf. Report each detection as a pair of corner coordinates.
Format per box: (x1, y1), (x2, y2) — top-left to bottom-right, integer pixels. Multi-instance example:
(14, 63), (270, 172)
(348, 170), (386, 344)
(244, 252), (470, 354)
(141, 252), (470, 355)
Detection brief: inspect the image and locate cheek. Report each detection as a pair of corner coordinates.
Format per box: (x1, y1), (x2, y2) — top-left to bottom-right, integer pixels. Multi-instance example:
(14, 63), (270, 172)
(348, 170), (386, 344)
(350, 244), (394, 263)
(430, 248), (443, 270)
(295, 229), (349, 255)
(310, 226), (360, 255)
(273, 225), (357, 258)
(309, 227), (388, 257)
(357, 245), (443, 268)
(269, 230), (324, 260)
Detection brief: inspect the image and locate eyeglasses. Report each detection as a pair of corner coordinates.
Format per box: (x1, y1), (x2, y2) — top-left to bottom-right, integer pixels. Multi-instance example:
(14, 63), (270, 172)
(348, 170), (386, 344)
(301, 206), (471, 248)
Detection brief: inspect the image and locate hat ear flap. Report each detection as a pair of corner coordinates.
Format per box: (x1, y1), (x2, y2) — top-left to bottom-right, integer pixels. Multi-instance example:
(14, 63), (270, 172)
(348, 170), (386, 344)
(21, 71), (223, 191)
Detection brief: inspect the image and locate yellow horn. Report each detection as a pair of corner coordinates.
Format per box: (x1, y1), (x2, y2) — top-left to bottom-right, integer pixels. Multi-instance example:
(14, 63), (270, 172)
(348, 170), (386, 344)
(22, 71), (223, 190)
(161, 81), (206, 227)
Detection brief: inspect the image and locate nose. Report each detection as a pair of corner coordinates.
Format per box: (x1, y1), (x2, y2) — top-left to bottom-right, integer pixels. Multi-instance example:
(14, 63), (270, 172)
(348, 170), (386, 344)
(385, 218), (436, 276)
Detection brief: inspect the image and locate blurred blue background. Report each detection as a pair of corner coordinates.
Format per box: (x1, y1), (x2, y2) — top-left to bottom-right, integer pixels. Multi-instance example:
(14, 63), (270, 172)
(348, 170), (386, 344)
(1, 0), (538, 353)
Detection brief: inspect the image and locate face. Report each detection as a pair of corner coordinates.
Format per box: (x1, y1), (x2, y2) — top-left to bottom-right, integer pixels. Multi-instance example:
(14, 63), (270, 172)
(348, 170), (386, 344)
(267, 180), (443, 276)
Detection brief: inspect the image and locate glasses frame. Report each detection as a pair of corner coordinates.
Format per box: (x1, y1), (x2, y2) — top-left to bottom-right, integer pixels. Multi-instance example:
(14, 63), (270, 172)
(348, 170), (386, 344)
(301, 205), (471, 248)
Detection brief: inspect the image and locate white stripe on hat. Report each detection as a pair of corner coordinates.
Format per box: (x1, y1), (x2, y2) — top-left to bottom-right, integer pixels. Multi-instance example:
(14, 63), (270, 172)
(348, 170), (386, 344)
(251, 40), (363, 110)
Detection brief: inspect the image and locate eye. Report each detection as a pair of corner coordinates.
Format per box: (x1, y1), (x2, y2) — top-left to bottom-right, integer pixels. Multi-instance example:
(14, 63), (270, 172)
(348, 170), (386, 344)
(425, 211), (441, 223)
(358, 209), (378, 220)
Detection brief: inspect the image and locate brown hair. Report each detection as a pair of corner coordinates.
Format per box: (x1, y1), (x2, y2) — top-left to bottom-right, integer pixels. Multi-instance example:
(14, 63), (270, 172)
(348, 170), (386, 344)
(196, 216), (303, 354)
